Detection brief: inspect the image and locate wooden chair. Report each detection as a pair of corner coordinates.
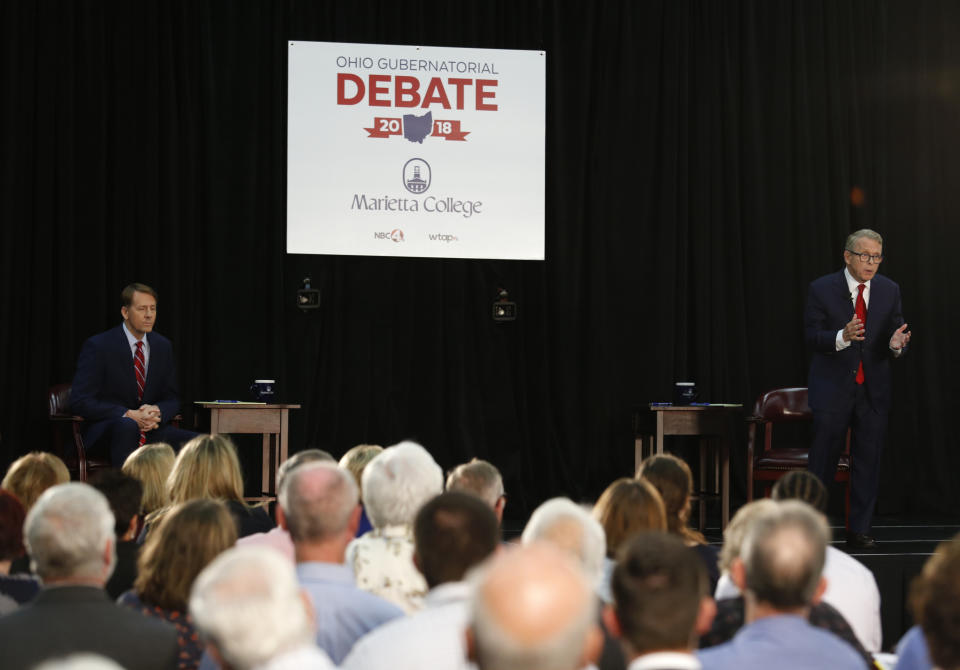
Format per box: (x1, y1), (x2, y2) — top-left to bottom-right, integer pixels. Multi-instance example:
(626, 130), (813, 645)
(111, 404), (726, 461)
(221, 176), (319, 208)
(746, 387), (851, 522)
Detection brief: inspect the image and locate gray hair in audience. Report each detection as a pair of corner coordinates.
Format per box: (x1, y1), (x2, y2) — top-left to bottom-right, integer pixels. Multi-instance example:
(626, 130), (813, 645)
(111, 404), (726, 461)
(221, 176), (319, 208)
(279, 462), (359, 542)
(741, 500), (831, 609)
(361, 441), (443, 529)
(520, 497), (606, 587)
(717, 498), (778, 574)
(276, 448), (336, 496)
(470, 543), (598, 670)
(190, 546), (314, 670)
(34, 654), (126, 670)
(24, 483), (116, 582)
(446, 458), (504, 508)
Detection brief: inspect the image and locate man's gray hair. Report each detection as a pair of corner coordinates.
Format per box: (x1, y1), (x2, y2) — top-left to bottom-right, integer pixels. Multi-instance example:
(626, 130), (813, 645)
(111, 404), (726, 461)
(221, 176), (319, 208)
(718, 498), (779, 573)
(741, 500), (831, 609)
(190, 546), (314, 670)
(279, 462), (359, 542)
(520, 497), (606, 587)
(275, 449), (336, 495)
(845, 228), (883, 250)
(446, 459), (504, 508)
(25, 483), (115, 582)
(361, 441), (443, 529)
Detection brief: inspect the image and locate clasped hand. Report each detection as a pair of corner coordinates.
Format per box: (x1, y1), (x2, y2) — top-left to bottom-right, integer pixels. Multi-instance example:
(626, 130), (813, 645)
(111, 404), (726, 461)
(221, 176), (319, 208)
(125, 404), (162, 432)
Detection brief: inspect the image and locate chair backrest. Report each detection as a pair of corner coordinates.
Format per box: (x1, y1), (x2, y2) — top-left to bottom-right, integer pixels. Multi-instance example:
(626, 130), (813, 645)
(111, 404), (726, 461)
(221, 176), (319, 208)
(49, 383), (72, 417)
(752, 387), (811, 422)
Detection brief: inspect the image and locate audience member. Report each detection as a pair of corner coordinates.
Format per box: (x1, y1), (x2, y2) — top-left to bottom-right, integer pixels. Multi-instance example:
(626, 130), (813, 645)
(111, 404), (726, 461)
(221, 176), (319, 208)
(346, 440), (443, 613)
(119, 499), (237, 670)
(636, 454), (720, 593)
(342, 491), (500, 670)
(446, 458), (507, 523)
(189, 545), (335, 670)
(339, 443), (383, 536)
(894, 533), (960, 670)
(0, 483), (178, 669)
(165, 434), (273, 538)
(279, 461), (403, 663)
(89, 470), (144, 600)
(701, 499), (872, 666)
(1, 451), (70, 512)
(0, 490), (38, 612)
(605, 532), (716, 670)
(467, 543), (603, 670)
(697, 501), (864, 669)
(521, 496), (623, 670)
(237, 448), (335, 561)
(593, 477), (667, 604)
(122, 442), (176, 518)
(772, 470), (883, 651)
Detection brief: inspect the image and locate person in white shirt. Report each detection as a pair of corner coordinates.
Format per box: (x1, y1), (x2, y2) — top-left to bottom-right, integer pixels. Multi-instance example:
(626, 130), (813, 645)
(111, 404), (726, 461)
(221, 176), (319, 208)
(604, 532), (716, 670)
(341, 491), (500, 670)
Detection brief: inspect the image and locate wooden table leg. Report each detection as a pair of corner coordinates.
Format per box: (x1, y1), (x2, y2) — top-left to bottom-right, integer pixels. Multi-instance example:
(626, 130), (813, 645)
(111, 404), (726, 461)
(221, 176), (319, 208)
(721, 439), (730, 530)
(262, 433), (271, 496)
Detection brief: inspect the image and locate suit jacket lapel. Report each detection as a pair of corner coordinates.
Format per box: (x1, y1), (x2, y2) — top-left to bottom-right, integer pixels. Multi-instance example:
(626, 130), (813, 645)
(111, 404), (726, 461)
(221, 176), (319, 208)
(833, 270), (854, 318)
(113, 324), (139, 403)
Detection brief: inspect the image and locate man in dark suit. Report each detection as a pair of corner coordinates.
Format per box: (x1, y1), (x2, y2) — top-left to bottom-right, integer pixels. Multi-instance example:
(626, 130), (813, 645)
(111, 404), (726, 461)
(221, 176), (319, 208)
(70, 283), (195, 465)
(804, 229), (911, 548)
(0, 483), (178, 670)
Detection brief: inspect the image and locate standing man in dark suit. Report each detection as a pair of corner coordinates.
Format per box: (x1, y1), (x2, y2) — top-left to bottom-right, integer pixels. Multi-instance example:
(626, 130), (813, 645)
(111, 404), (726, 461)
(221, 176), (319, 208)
(0, 483), (178, 670)
(805, 229), (911, 549)
(70, 283), (196, 466)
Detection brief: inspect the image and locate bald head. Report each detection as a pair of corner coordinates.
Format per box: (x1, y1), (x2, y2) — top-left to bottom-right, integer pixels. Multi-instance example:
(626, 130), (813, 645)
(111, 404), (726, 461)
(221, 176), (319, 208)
(521, 498), (606, 587)
(470, 544), (601, 670)
(279, 462), (359, 543)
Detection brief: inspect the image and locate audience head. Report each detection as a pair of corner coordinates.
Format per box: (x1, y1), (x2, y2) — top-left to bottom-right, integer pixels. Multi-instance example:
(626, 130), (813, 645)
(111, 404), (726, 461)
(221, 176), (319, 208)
(24, 483), (115, 584)
(636, 454), (704, 545)
(734, 500), (830, 611)
(168, 434), (244, 505)
(910, 533), (960, 670)
(2, 452), (70, 513)
(122, 442), (175, 515)
(593, 478), (667, 558)
(413, 491), (499, 588)
(772, 470), (829, 514)
(0, 490), (27, 562)
(469, 543), (602, 670)
(717, 498), (779, 575)
(276, 449), (336, 496)
(89, 471), (143, 540)
(446, 458), (506, 521)
(521, 497), (606, 587)
(279, 462), (359, 543)
(135, 498), (237, 611)
(35, 654), (127, 670)
(608, 532), (715, 657)
(190, 546), (315, 670)
(339, 444), (383, 496)
(361, 441), (443, 529)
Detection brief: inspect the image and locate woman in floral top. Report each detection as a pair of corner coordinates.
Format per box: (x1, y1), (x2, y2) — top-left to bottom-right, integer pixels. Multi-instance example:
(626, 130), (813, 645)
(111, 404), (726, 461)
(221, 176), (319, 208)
(119, 499), (237, 670)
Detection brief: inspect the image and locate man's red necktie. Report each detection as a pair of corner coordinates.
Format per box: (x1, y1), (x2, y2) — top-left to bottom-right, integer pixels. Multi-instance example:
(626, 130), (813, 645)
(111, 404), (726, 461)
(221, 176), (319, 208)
(134, 341), (146, 446)
(855, 283), (867, 385)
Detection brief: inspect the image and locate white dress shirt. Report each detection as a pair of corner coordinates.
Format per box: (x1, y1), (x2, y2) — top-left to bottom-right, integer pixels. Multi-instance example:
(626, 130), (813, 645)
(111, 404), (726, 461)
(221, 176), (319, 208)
(628, 651), (701, 670)
(835, 268), (871, 351)
(122, 321), (150, 372)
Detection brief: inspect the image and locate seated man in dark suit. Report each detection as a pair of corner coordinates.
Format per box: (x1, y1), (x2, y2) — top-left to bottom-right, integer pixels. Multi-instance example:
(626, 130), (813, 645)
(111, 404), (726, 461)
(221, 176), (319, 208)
(70, 283), (196, 465)
(0, 483), (178, 670)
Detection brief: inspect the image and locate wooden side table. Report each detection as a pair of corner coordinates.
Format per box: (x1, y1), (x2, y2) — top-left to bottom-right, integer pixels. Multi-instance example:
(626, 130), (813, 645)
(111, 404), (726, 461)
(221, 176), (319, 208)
(634, 404), (742, 530)
(196, 402), (301, 498)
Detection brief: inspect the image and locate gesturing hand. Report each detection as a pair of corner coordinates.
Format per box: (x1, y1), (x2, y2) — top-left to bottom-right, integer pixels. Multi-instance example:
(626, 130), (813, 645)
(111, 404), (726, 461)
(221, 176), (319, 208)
(889, 323), (911, 350)
(842, 316), (866, 342)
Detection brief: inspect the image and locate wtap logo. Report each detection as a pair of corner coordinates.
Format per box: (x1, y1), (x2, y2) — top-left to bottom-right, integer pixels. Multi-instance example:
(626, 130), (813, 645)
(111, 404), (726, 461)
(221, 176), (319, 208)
(403, 158), (431, 194)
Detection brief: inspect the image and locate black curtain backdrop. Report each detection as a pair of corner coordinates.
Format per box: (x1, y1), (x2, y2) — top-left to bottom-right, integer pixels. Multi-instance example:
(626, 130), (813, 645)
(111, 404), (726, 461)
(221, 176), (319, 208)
(2, 0), (959, 521)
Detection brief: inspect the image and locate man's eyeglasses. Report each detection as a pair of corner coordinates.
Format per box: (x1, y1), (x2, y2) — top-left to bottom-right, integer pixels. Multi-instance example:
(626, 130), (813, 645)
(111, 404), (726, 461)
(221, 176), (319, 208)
(845, 249), (884, 264)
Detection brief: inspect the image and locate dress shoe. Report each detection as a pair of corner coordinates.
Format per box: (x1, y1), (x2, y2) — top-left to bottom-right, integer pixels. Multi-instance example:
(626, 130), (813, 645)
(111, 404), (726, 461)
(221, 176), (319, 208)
(846, 532), (877, 549)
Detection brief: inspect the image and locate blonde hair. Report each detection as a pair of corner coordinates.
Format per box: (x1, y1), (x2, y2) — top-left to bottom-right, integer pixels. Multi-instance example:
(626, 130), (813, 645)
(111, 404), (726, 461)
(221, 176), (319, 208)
(2, 452), (70, 512)
(135, 499), (237, 611)
(593, 478), (667, 558)
(122, 443), (176, 515)
(167, 435), (245, 505)
(339, 444), (383, 495)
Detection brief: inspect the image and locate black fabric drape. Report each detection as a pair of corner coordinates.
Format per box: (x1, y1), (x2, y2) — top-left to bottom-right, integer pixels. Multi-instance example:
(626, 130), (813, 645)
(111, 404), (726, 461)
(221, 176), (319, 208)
(2, 1), (959, 520)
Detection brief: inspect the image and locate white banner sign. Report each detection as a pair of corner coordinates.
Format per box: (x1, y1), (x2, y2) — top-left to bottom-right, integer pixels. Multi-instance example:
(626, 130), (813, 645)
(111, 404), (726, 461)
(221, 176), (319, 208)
(287, 41), (545, 260)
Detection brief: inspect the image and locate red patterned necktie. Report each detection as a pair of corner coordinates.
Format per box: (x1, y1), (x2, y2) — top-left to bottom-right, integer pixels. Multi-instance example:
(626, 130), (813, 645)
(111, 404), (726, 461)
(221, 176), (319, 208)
(134, 341), (146, 446)
(855, 284), (867, 385)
